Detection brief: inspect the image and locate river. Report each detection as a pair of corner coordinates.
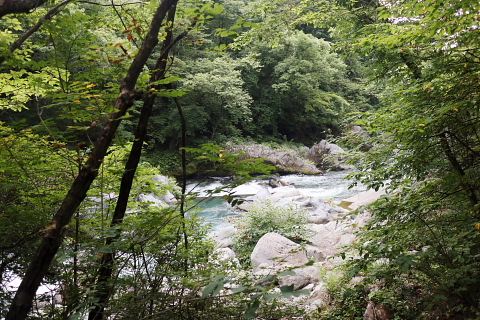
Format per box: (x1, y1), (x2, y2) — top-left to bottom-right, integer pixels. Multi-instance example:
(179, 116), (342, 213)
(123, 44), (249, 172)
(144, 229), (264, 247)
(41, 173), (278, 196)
(186, 170), (366, 231)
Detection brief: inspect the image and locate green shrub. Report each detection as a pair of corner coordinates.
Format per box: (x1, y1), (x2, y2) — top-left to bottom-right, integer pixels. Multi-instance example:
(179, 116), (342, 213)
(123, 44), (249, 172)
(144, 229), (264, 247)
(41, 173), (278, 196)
(231, 200), (312, 265)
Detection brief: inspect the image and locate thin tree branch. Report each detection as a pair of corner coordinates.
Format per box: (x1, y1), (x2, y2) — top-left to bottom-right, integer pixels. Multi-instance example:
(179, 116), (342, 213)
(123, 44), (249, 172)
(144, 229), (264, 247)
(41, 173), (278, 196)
(0, 0), (49, 18)
(438, 132), (479, 208)
(0, 0), (75, 66)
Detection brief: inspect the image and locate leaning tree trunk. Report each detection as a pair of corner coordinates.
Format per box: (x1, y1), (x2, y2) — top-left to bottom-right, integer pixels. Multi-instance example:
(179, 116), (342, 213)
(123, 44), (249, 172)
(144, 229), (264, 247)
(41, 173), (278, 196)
(5, 1), (178, 319)
(86, 4), (194, 319)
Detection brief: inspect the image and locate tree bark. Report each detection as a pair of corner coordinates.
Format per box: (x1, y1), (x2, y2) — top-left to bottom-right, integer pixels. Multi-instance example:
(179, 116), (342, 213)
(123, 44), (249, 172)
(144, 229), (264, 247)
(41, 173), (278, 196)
(6, 1), (177, 319)
(0, 0), (49, 18)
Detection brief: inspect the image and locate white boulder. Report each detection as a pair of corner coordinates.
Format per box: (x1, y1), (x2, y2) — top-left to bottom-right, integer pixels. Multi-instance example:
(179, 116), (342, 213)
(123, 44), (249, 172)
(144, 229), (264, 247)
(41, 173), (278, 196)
(251, 232), (309, 272)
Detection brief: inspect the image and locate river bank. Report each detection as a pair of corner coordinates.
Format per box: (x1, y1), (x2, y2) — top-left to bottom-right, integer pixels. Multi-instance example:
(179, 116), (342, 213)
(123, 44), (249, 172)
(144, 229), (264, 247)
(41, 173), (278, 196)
(203, 170), (386, 318)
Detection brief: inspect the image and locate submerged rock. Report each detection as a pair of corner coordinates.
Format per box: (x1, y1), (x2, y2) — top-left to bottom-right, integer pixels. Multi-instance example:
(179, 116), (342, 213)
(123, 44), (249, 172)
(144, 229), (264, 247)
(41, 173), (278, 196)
(269, 178), (291, 188)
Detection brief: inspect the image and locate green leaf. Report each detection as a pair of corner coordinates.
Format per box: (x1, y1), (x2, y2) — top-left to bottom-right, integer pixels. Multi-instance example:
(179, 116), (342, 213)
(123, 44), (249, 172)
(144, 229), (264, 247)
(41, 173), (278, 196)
(244, 299), (260, 319)
(262, 293), (281, 302)
(220, 30), (238, 38)
(202, 281), (219, 298)
(231, 286), (248, 293)
(203, 3), (225, 16)
(202, 274), (225, 298)
(98, 246), (113, 254)
(280, 285), (294, 293)
(258, 274), (275, 284)
(104, 227), (119, 237)
(150, 76), (182, 86)
(153, 88), (189, 98)
(277, 270), (297, 276)
(292, 289), (310, 297)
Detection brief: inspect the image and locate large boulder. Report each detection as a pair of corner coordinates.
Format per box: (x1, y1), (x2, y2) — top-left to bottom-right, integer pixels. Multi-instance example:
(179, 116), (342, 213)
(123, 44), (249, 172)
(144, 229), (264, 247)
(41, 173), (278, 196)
(342, 188), (386, 211)
(213, 225), (237, 248)
(348, 125), (373, 152)
(225, 143), (321, 175)
(307, 140), (354, 171)
(308, 221), (357, 258)
(136, 193), (168, 208)
(278, 265), (320, 290)
(297, 197), (346, 224)
(138, 175), (178, 207)
(212, 247), (240, 272)
(216, 247), (237, 261)
(152, 175), (178, 204)
(271, 188), (302, 199)
(240, 185), (304, 209)
(251, 232), (309, 272)
(304, 282), (332, 313)
(305, 244), (326, 262)
(251, 233), (320, 290)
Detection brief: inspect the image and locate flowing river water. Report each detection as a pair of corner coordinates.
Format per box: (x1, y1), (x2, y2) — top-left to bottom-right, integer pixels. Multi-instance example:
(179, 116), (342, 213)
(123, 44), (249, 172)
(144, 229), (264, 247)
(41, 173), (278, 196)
(187, 170), (366, 231)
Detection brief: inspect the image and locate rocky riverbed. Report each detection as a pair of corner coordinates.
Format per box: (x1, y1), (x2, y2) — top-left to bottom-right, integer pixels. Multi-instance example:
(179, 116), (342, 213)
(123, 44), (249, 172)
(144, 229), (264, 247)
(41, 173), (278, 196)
(211, 180), (385, 316)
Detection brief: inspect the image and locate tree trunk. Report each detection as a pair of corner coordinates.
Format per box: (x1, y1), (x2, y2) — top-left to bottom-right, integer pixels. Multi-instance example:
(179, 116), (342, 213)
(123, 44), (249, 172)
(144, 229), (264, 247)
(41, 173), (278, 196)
(87, 5), (180, 320)
(5, 1), (177, 319)
(0, 0), (49, 18)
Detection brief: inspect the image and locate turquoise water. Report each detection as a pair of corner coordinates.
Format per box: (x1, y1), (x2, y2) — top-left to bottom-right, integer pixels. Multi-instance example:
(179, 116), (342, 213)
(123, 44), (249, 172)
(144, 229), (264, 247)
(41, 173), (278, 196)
(189, 171), (365, 231)
(194, 196), (242, 231)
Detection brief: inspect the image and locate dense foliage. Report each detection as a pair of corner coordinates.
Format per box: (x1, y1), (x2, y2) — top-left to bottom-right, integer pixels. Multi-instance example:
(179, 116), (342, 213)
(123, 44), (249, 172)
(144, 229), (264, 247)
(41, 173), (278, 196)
(2, 0), (480, 319)
(325, 0), (480, 318)
(232, 200), (312, 264)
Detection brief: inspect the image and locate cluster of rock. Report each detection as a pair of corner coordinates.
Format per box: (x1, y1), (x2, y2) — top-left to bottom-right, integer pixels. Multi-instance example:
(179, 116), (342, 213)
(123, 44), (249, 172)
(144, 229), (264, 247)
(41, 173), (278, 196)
(134, 134), (384, 317)
(212, 180), (384, 316)
(224, 139), (354, 175)
(305, 140), (354, 171)
(347, 125), (373, 152)
(135, 175), (178, 207)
